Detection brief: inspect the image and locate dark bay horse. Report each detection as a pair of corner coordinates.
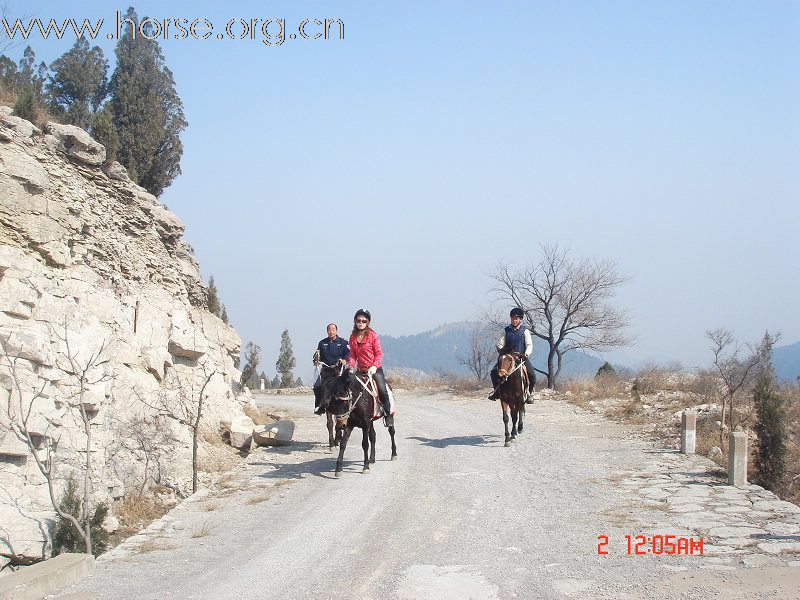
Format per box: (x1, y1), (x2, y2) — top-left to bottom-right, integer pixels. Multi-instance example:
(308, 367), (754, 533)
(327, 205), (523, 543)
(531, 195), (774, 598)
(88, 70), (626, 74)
(328, 371), (397, 477)
(316, 363), (344, 450)
(497, 352), (527, 446)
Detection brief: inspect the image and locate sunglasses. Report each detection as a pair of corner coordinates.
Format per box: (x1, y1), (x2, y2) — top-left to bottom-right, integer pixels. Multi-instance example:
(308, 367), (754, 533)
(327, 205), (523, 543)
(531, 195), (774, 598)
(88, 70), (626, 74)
(355, 319), (368, 324)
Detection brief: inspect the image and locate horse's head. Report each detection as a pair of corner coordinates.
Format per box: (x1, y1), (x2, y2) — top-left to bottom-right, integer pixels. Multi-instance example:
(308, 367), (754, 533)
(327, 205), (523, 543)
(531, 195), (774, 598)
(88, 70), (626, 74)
(326, 371), (351, 407)
(497, 352), (518, 378)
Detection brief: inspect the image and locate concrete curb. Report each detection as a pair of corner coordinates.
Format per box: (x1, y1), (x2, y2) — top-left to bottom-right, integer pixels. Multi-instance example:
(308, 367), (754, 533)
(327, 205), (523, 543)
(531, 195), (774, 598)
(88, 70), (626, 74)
(0, 553), (94, 600)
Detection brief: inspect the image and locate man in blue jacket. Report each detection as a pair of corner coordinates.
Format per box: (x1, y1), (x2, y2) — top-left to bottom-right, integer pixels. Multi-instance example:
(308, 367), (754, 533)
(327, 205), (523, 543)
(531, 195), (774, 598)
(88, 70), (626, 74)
(488, 308), (536, 402)
(313, 323), (350, 414)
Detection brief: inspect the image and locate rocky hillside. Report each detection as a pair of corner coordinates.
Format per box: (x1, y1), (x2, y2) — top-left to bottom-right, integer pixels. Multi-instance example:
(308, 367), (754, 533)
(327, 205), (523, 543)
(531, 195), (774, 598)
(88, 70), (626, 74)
(0, 107), (250, 565)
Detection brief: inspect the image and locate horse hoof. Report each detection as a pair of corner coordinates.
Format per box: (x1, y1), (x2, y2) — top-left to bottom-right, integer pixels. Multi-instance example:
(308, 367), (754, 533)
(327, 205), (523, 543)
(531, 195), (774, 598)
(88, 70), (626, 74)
(362, 468), (370, 474)
(334, 470), (341, 478)
(391, 454), (397, 461)
(504, 441), (510, 447)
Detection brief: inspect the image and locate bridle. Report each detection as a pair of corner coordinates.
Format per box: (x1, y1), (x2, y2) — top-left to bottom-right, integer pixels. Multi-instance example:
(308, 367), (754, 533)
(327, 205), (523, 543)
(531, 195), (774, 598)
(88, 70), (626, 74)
(330, 372), (376, 424)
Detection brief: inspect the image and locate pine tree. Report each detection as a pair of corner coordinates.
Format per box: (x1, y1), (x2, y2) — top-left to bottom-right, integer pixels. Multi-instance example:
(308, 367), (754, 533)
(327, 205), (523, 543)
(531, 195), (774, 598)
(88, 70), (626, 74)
(220, 304), (229, 324)
(271, 374), (280, 389)
(206, 275), (221, 316)
(275, 330), (296, 388)
(239, 341), (261, 389)
(752, 332), (786, 492)
(12, 87), (36, 122)
(596, 362), (616, 378)
(109, 7), (187, 196)
(48, 38), (108, 129)
(90, 103), (118, 164)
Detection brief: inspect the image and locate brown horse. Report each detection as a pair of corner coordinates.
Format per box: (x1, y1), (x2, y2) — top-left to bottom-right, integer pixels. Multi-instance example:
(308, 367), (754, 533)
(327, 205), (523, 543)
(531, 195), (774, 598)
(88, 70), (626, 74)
(496, 352), (527, 446)
(328, 371), (397, 476)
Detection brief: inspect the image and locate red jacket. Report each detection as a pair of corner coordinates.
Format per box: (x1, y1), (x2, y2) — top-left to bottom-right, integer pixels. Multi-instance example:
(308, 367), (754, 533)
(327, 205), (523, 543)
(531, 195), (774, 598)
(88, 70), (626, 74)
(348, 330), (383, 370)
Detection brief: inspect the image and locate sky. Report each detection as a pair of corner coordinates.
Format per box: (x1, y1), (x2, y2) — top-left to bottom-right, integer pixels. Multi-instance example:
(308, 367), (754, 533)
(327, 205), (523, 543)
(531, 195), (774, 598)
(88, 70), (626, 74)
(4, 1), (799, 382)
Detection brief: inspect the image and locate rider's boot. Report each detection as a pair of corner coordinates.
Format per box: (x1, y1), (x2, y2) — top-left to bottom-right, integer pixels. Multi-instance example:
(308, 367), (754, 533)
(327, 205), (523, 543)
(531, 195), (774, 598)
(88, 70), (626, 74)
(488, 368), (500, 400)
(314, 401), (326, 415)
(381, 398), (394, 427)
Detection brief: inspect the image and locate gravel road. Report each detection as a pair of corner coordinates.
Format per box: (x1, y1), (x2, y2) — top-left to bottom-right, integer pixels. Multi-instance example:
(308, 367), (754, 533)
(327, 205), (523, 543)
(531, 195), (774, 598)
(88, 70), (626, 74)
(65, 392), (800, 600)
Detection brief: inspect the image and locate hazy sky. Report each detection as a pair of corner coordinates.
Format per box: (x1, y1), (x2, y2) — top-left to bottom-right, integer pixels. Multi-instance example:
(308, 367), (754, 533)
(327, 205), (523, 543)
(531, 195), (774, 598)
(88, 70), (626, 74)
(6, 1), (799, 381)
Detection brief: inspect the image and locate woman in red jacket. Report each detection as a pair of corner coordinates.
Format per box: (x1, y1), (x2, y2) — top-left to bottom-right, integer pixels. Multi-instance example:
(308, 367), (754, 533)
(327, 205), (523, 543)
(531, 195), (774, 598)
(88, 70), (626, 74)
(348, 308), (393, 427)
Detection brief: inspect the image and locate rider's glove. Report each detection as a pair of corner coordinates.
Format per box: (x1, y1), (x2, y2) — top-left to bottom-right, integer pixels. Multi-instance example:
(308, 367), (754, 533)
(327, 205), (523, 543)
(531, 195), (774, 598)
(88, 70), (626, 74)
(367, 365), (377, 376)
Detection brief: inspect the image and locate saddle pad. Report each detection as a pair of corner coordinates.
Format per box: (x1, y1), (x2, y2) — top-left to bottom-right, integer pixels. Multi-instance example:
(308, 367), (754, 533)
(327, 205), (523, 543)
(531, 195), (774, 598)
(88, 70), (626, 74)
(371, 385), (396, 421)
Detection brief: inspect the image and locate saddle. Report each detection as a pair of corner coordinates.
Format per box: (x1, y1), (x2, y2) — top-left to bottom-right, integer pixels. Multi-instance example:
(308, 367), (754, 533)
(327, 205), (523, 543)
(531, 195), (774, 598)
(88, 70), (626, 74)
(354, 374), (396, 421)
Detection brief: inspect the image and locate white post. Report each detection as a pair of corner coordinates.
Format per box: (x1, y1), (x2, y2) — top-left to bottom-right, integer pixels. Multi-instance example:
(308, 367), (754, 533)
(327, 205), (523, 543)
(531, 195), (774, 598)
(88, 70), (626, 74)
(680, 410), (696, 454)
(728, 432), (748, 486)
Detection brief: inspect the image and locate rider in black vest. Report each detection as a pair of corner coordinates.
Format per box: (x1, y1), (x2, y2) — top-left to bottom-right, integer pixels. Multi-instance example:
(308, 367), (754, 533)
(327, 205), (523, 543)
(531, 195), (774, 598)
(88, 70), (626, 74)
(488, 307), (536, 402)
(313, 323), (350, 414)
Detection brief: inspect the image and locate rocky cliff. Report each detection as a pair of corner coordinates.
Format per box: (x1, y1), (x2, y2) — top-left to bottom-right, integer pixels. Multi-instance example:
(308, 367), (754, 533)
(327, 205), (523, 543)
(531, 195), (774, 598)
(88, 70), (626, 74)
(0, 106), (249, 565)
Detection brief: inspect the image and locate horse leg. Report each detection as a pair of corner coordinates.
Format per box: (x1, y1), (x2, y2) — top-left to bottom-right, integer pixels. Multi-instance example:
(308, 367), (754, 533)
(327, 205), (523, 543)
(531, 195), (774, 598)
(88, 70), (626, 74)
(389, 425), (397, 460)
(517, 404), (524, 434)
(335, 423), (342, 447)
(361, 426), (370, 473)
(511, 406), (518, 441)
(369, 422), (376, 464)
(326, 412), (335, 451)
(502, 401), (511, 446)
(335, 426), (352, 477)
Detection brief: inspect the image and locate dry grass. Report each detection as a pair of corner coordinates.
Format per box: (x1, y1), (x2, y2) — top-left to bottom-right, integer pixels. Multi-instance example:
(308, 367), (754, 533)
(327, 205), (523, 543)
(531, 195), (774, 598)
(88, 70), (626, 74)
(112, 494), (171, 542)
(246, 494), (272, 505)
(191, 521), (211, 538)
(602, 508), (637, 527)
(242, 403), (278, 425)
(201, 502), (220, 512)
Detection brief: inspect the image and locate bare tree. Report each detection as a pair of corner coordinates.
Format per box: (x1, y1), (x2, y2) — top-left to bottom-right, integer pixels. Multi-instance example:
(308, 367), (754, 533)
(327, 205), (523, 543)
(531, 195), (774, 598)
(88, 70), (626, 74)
(456, 324), (494, 381)
(136, 360), (217, 494)
(1, 324), (111, 556)
(707, 327), (762, 445)
(114, 413), (179, 497)
(488, 244), (631, 388)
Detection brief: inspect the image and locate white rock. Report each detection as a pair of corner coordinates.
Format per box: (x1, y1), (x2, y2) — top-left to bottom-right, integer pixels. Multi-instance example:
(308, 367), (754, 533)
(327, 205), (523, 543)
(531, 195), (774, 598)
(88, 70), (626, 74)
(44, 122), (106, 166)
(223, 415), (255, 450)
(253, 420), (295, 446)
(102, 515), (119, 533)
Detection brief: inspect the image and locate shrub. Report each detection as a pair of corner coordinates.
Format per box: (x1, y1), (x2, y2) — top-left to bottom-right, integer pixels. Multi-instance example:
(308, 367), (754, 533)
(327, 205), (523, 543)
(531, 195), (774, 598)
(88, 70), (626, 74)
(596, 362), (616, 378)
(51, 476), (110, 557)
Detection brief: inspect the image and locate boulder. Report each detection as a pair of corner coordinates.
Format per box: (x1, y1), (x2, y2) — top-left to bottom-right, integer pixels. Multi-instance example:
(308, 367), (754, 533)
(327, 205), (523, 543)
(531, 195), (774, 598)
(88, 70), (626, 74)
(221, 415), (255, 450)
(252, 420), (295, 447)
(44, 122), (106, 166)
(102, 161), (130, 181)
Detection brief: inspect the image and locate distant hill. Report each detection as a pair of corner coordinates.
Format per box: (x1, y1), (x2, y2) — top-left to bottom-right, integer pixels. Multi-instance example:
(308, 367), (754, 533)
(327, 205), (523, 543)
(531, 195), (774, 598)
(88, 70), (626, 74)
(380, 321), (607, 380)
(774, 341), (800, 383)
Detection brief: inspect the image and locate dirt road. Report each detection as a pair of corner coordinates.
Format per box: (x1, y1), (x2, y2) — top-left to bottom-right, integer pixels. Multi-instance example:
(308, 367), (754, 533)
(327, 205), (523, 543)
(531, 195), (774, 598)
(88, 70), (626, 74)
(66, 392), (800, 599)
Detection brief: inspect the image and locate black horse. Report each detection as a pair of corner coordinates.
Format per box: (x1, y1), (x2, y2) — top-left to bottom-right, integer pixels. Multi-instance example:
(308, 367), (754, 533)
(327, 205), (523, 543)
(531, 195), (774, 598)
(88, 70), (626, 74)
(328, 371), (397, 476)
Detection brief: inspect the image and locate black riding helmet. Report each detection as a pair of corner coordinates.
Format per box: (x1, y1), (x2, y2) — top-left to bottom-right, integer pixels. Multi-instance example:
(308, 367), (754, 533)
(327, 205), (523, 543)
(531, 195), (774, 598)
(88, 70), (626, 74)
(510, 307), (524, 318)
(354, 308), (371, 322)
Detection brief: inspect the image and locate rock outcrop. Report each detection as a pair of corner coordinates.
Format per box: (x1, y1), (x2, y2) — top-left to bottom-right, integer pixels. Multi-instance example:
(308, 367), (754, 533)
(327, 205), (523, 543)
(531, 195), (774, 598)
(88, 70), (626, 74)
(0, 106), (250, 566)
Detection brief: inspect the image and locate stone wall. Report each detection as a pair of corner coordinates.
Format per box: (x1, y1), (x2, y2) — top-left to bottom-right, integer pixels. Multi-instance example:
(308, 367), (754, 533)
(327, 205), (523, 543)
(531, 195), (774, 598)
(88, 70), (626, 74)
(0, 107), (250, 566)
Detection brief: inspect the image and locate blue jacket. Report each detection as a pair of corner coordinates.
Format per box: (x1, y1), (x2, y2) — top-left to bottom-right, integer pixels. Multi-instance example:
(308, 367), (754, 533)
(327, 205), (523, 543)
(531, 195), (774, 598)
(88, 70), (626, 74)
(317, 336), (350, 366)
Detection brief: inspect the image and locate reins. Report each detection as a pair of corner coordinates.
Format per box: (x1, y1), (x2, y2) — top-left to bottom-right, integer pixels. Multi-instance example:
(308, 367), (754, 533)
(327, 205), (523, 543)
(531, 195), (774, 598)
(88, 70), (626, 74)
(492, 356), (526, 397)
(332, 372), (376, 423)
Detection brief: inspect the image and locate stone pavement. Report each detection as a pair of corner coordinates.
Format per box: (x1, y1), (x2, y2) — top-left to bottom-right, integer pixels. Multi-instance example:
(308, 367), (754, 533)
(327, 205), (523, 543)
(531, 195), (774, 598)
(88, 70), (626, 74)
(613, 450), (800, 570)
